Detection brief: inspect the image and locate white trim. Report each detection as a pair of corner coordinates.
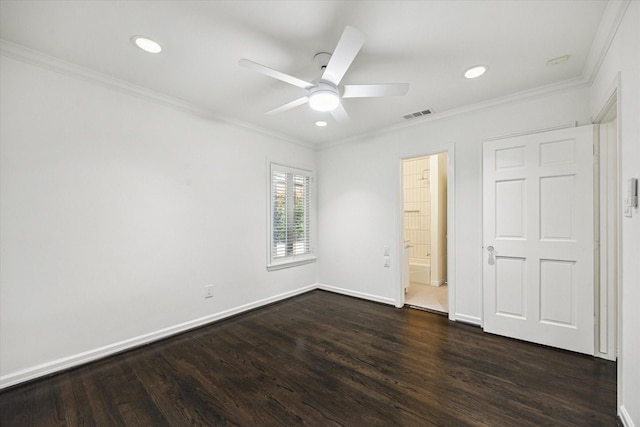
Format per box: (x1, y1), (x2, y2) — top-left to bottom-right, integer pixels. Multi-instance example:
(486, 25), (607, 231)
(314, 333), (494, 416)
(397, 144), (456, 321)
(0, 40), (313, 150)
(267, 162), (315, 269)
(316, 0), (631, 152)
(2, 0), (629, 153)
(396, 159), (406, 309)
(619, 405), (636, 427)
(316, 284), (396, 306)
(314, 0), (629, 152)
(0, 284), (318, 389)
(616, 94), (624, 424)
(583, 0), (631, 85)
(481, 122), (577, 143)
(2, 281), (403, 389)
(267, 256), (317, 271)
(448, 148), (456, 322)
(591, 72), (623, 406)
(592, 72), (622, 124)
(317, 78), (588, 151)
(453, 314), (482, 327)
(594, 114), (618, 362)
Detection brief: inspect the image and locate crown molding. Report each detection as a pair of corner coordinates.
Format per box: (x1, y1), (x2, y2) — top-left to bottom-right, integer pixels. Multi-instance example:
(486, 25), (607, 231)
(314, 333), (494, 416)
(582, 0), (631, 85)
(317, 0), (631, 151)
(317, 76), (589, 151)
(0, 40), (315, 150)
(2, 0), (629, 152)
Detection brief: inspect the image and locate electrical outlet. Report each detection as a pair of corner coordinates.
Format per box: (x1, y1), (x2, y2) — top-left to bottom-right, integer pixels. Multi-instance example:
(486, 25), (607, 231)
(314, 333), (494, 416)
(204, 284), (214, 299)
(384, 257), (390, 267)
(383, 246), (390, 256)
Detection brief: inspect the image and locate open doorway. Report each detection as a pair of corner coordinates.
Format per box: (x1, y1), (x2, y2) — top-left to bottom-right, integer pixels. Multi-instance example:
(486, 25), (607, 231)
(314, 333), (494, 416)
(402, 153), (448, 314)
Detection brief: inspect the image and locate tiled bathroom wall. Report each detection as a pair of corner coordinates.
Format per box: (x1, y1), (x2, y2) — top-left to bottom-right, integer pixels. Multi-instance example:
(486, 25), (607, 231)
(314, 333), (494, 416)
(403, 156), (430, 262)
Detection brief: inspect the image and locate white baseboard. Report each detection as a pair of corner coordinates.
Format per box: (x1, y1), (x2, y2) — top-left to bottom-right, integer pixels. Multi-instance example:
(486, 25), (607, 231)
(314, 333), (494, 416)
(1, 283), (475, 389)
(316, 283), (396, 306)
(0, 284), (318, 389)
(454, 313), (482, 326)
(619, 405), (636, 427)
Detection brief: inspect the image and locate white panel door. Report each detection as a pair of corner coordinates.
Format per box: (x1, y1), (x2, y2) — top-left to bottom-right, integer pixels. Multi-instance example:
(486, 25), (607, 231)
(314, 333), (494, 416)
(482, 126), (594, 354)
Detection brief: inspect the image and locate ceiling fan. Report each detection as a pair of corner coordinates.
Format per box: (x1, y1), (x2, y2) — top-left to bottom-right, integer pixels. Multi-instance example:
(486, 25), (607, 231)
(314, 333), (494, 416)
(238, 26), (409, 122)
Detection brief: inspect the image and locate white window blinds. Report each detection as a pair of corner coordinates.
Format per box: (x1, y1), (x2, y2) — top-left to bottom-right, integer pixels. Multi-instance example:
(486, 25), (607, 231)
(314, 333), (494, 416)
(269, 163), (314, 269)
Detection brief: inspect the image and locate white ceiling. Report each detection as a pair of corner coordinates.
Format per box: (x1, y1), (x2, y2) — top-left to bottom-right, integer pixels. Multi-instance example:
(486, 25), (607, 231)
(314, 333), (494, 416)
(0, 1), (609, 145)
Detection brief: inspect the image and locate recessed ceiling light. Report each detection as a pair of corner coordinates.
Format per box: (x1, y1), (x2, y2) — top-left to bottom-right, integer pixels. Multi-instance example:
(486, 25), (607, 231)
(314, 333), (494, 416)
(131, 35), (162, 54)
(315, 120), (328, 127)
(464, 65), (487, 79)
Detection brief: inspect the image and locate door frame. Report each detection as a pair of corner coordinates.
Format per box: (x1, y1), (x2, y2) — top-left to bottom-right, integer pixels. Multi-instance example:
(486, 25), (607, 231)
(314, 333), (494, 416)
(593, 93), (618, 362)
(397, 143), (456, 321)
(591, 72), (621, 405)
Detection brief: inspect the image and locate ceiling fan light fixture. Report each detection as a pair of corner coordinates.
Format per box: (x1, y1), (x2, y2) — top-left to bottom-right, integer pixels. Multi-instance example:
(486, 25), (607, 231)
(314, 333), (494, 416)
(131, 35), (162, 54)
(464, 65), (487, 79)
(309, 91), (340, 112)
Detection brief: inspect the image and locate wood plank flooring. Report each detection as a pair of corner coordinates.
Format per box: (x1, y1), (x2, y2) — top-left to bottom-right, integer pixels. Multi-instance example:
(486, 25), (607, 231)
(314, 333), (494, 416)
(0, 290), (617, 426)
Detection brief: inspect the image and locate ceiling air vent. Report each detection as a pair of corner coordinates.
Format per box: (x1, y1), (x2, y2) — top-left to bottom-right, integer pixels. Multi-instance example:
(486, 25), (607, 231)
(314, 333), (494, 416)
(403, 109), (433, 120)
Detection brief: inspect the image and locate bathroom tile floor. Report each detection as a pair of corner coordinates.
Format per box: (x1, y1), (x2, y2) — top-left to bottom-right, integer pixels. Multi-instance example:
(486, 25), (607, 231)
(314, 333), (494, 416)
(405, 282), (448, 313)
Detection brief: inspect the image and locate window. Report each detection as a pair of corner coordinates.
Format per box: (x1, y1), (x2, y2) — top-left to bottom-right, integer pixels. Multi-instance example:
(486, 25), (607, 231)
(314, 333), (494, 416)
(268, 163), (315, 270)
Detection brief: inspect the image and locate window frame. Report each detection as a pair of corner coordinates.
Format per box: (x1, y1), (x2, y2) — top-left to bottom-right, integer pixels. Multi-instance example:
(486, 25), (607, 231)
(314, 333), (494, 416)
(267, 162), (316, 271)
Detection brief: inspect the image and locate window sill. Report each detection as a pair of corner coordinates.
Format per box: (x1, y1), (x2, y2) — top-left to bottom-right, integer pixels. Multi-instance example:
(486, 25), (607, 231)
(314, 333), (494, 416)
(267, 256), (317, 271)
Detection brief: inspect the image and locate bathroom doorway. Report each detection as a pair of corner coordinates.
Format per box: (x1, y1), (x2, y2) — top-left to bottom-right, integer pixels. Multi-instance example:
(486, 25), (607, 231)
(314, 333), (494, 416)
(402, 153), (448, 314)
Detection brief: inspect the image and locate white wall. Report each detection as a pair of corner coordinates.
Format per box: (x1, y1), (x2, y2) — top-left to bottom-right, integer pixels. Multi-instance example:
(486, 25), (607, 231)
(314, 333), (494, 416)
(0, 55), (317, 387)
(2, 9), (636, 419)
(590, 2), (640, 425)
(317, 86), (592, 322)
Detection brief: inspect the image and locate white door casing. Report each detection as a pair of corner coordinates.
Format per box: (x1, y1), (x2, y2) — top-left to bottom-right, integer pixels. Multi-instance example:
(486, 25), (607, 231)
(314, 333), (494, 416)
(482, 125), (595, 355)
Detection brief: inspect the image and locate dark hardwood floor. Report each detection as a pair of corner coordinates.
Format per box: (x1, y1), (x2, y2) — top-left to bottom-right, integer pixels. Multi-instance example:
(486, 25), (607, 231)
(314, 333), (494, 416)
(0, 290), (617, 426)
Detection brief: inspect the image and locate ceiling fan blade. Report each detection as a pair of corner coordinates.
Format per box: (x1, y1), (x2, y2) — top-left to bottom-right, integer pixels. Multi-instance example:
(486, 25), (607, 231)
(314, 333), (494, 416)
(266, 96), (309, 115)
(321, 26), (366, 86)
(330, 102), (350, 123)
(342, 84), (410, 98)
(239, 58), (314, 89)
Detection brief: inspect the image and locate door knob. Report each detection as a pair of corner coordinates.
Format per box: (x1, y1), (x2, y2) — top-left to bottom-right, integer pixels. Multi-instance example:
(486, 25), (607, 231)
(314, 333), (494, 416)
(487, 245), (494, 253)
